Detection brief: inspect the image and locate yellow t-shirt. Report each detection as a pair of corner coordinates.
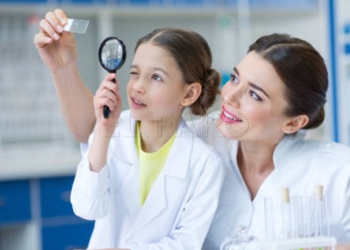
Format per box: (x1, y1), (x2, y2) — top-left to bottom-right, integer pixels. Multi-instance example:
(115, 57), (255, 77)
(135, 122), (176, 205)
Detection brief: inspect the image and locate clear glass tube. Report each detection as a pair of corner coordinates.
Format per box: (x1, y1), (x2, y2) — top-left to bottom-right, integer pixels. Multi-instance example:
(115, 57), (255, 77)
(281, 187), (292, 239)
(314, 185), (330, 237)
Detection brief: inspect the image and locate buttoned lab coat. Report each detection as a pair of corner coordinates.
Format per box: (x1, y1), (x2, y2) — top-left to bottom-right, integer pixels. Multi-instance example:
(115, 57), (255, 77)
(71, 110), (225, 250)
(188, 112), (350, 250)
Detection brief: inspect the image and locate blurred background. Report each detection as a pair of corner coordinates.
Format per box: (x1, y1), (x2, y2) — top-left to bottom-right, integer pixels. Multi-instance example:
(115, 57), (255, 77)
(0, 0), (349, 249)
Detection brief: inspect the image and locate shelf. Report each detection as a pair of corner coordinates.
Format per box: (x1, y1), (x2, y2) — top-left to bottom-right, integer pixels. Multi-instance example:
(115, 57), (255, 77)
(0, 144), (80, 181)
(0, 0), (319, 14)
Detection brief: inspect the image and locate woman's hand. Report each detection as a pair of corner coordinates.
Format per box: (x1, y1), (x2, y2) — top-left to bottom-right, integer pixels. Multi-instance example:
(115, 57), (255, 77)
(94, 73), (122, 135)
(34, 9), (77, 73)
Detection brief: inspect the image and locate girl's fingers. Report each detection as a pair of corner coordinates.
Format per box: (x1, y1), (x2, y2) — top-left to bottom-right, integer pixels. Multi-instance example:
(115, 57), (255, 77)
(45, 11), (64, 34)
(94, 74), (121, 113)
(101, 88), (117, 106)
(101, 73), (120, 95)
(53, 9), (68, 27)
(105, 80), (120, 96)
(39, 19), (60, 41)
(95, 86), (118, 108)
(34, 32), (53, 47)
(95, 97), (113, 110)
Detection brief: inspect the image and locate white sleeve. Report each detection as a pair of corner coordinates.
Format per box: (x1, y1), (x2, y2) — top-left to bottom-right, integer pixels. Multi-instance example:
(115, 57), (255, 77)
(80, 141), (88, 157)
(71, 133), (111, 220)
(132, 156), (226, 250)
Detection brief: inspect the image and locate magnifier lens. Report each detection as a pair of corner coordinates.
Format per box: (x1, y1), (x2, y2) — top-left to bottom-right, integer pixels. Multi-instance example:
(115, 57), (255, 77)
(98, 37), (127, 119)
(99, 37), (126, 72)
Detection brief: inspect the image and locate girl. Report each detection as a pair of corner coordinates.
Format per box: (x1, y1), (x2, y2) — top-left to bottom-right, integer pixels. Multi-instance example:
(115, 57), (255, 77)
(70, 28), (225, 249)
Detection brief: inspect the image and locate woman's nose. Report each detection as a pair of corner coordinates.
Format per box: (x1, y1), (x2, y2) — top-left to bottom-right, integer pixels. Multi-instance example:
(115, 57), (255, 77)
(223, 84), (243, 108)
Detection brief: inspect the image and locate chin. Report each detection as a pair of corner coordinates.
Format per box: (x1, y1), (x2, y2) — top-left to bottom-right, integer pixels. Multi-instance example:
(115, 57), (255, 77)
(216, 117), (249, 139)
(129, 110), (143, 121)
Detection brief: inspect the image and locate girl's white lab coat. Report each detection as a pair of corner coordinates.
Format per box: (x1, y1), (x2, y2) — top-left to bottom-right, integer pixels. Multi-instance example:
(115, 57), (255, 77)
(71, 110), (225, 250)
(188, 112), (350, 249)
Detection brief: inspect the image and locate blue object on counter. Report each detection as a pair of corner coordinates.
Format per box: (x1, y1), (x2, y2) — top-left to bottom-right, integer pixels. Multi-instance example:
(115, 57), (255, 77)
(344, 23), (350, 34)
(345, 44), (350, 55)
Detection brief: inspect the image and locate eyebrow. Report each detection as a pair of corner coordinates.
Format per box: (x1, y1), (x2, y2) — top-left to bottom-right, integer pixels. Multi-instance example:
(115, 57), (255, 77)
(130, 65), (169, 77)
(233, 67), (270, 99)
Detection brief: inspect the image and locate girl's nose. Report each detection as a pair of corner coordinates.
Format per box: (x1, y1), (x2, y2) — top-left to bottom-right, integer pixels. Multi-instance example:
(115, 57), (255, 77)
(133, 78), (146, 94)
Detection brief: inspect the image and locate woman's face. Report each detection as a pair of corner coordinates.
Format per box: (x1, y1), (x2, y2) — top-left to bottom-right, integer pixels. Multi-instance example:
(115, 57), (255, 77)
(216, 51), (291, 142)
(127, 42), (188, 123)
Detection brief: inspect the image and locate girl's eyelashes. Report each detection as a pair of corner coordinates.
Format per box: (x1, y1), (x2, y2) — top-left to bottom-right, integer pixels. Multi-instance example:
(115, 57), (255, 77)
(151, 74), (162, 81)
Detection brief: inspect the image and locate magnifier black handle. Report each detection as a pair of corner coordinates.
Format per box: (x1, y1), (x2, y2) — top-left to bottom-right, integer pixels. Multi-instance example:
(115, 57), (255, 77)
(103, 78), (116, 119)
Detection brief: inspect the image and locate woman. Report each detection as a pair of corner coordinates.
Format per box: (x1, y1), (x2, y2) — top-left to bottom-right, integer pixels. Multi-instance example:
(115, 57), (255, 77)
(197, 33), (350, 250)
(35, 9), (350, 249)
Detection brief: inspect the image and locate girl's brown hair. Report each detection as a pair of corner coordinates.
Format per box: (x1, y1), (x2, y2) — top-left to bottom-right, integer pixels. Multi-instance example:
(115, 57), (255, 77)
(136, 28), (221, 116)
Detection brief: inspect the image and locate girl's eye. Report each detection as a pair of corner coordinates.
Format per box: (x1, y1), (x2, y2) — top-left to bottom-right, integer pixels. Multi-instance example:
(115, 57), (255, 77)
(249, 90), (262, 101)
(151, 74), (162, 81)
(230, 74), (239, 84)
(130, 71), (138, 76)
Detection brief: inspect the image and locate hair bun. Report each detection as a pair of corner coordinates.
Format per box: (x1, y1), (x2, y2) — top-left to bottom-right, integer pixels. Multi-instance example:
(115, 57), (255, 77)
(190, 68), (221, 116)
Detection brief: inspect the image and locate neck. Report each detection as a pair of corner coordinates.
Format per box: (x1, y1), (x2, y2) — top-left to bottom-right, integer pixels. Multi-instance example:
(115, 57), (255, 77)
(238, 141), (276, 174)
(237, 137), (283, 200)
(139, 118), (180, 153)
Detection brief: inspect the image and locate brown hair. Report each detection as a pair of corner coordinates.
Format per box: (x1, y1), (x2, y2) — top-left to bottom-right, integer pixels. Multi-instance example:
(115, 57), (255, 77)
(135, 28), (220, 116)
(248, 33), (328, 129)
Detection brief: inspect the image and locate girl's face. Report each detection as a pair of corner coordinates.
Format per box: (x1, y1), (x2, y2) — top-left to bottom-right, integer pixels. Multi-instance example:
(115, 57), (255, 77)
(127, 42), (188, 123)
(217, 51), (292, 142)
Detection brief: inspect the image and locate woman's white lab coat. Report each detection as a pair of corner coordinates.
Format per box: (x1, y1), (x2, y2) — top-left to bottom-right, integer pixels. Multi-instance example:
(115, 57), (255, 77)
(71, 110), (225, 250)
(188, 112), (350, 249)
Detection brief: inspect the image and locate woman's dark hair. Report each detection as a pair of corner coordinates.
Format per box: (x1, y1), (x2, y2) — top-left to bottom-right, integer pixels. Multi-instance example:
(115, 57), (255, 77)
(248, 33), (328, 129)
(135, 28), (221, 116)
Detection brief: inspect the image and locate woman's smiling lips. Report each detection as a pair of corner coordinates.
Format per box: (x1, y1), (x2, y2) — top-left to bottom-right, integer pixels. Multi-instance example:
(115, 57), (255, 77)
(220, 106), (242, 124)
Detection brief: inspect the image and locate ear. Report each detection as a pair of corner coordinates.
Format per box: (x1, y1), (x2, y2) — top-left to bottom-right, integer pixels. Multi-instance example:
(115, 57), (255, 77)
(180, 82), (202, 107)
(282, 114), (309, 134)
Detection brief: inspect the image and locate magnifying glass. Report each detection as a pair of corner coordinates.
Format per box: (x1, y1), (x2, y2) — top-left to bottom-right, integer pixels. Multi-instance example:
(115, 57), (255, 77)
(98, 36), (127, 119)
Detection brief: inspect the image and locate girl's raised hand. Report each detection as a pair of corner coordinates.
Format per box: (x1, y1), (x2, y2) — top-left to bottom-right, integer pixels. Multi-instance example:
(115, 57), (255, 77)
(34, 9), (77, 73)
(94, 73), (122, 129)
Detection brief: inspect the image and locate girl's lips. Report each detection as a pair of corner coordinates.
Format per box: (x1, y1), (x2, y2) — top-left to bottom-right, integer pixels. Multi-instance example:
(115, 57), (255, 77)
(220, 106), (242, 124)
(131, 98), (146, 108)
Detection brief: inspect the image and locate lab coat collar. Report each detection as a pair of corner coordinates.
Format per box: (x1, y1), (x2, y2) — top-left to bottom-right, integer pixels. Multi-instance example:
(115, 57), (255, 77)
(130, 116), (193, 234)
(112, 111), (194, 235)
(110, 111), (192, 180)
(229, 130), (306, 172)
(272, 130), (306, 170)
(163, 117), (192, 178)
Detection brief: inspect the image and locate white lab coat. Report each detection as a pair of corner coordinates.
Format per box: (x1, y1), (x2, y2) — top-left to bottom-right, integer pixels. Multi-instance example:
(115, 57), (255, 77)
(187, 112), (350, 249)
(71, 110), (225, 250)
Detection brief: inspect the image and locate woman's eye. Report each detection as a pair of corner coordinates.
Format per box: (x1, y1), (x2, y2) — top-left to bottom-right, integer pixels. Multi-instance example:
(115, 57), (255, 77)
(230, 74), (239, 84)
(249, 90), (262, 101)
(130, 71), (138, 76)
(151, 74), (162, 81)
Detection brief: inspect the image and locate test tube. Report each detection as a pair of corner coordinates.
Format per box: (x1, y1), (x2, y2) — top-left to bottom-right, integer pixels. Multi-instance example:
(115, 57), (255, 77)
(281, 187), (291, 239)
(314, 185), (330, 237)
